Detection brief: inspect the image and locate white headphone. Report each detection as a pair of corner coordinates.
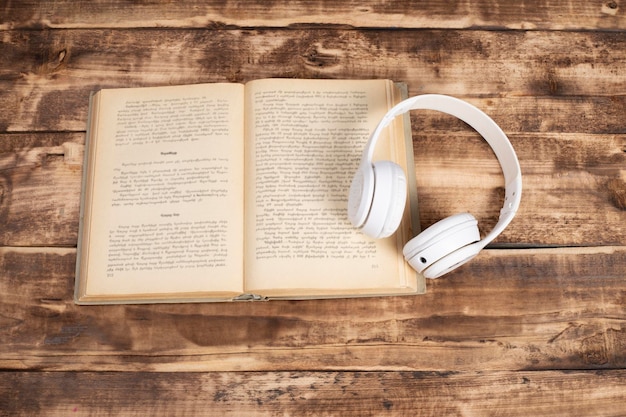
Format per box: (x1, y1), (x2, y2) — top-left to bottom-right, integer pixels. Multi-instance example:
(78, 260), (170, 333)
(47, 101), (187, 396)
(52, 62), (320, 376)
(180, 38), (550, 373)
(348, 94), (522, 279)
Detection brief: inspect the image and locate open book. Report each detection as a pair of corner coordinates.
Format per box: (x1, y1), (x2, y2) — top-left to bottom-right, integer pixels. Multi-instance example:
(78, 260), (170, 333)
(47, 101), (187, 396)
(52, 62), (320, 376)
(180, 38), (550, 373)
(74, 78), (423, 304)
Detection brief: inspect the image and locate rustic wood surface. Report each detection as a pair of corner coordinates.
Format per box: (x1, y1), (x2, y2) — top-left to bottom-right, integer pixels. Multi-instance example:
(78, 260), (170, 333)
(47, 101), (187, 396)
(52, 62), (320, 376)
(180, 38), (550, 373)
(1, 1), (625, 415)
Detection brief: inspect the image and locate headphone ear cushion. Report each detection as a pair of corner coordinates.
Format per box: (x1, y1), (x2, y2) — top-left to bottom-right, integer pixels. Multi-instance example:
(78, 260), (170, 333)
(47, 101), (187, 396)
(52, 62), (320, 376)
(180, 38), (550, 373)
(348, 164), (375, 229)
(359, 161), (407, 239)
(403, 213), (480, 277)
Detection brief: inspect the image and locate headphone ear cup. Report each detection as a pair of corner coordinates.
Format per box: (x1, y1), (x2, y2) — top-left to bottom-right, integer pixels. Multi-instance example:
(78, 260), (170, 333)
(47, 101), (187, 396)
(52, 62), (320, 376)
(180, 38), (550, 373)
(359, 161), (407, 239)
(423, 244), (482, 279)
(403, 213), (480, 277)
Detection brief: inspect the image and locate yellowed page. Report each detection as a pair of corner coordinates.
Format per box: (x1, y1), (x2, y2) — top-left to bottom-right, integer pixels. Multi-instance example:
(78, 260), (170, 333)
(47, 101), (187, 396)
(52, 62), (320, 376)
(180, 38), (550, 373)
(80, 83), (245, 298)
(243, 79), (417, 295)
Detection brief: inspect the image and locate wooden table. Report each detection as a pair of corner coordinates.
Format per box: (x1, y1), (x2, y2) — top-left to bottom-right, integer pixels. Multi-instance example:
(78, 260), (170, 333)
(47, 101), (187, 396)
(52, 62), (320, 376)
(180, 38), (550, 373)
(2, 1), (625, 415)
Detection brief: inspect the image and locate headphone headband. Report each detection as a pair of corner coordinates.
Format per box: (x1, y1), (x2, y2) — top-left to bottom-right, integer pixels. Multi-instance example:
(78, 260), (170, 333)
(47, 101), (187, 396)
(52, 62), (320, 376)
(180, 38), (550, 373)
(360, 94), (522, 249)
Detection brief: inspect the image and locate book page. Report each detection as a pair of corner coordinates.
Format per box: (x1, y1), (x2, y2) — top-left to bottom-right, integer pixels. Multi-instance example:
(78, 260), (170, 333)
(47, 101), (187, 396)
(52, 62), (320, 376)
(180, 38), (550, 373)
(243, 79), (416, 295)
(81, 83), (245, 298)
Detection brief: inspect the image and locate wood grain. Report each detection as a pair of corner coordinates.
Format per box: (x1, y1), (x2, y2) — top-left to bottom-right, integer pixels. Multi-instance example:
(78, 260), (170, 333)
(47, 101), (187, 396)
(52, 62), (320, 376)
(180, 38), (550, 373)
(2, 370), (626, 416)
(1, 131), (624, 247)
(1, 29), (626, 132)
(1, 1), (625, 415)
(1, 0), (624, 30)
(413, 131), (626, 246)
(1, 246), (624, 372)
(1, 29), (625, 246)
(0, 134), (83, 246)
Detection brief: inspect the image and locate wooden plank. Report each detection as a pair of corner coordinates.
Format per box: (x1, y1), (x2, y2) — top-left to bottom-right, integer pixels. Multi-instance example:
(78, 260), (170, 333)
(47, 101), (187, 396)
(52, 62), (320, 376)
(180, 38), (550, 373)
(412, 131), (626, 246)
(1, 0), (624, 31)
(2, 131), (624, 247)
(1, 29), (626, 132)
(0, 133), (83, 246)
(2, 370), (626, 416)
(1, 246), (625, 372)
